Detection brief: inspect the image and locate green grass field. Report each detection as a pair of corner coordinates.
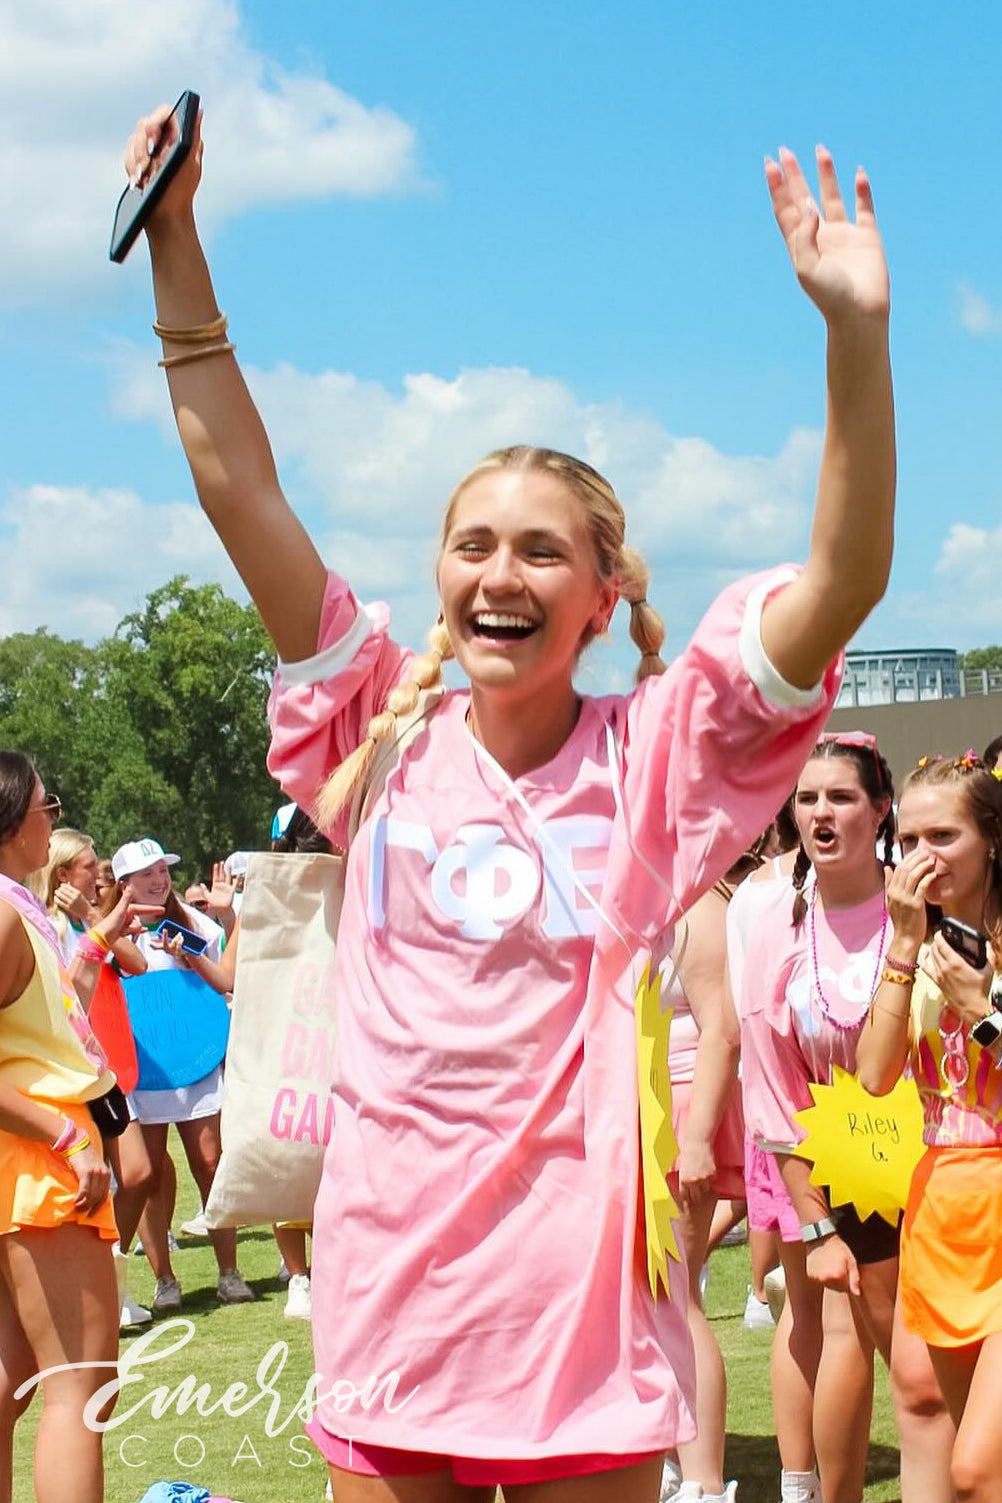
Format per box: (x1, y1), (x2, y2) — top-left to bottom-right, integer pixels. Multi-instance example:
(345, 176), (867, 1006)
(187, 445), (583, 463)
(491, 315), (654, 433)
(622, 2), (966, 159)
(13, 1146), (902, 1502)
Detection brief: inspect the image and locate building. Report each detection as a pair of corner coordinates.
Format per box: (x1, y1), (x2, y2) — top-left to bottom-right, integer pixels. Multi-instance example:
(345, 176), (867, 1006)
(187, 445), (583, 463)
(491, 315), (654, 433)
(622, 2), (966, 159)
(837, 648), (961, 708)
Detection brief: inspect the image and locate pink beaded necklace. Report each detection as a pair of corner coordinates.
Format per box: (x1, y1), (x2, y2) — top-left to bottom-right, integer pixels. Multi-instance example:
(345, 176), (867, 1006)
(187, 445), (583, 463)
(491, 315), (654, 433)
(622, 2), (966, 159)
(809, 884), (889, 1032)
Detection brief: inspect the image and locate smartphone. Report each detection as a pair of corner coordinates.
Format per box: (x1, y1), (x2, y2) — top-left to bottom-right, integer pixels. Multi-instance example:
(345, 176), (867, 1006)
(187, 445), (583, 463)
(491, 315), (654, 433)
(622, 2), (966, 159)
(109, 90), (200, 263)
(157, 918), (208, 957)
(940, 916), (988, 970)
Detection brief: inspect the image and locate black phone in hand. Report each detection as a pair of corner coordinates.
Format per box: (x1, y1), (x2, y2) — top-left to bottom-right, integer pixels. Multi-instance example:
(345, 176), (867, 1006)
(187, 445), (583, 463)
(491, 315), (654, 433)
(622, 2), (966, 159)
(940, 916), (989, 970)
(109, 89), (200, 264)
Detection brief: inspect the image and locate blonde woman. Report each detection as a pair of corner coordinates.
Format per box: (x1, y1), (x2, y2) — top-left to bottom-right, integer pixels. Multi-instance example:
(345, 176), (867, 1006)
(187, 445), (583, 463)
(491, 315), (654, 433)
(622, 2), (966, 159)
(119, 102), (893, 1503)
(32, 829), (155, 1327)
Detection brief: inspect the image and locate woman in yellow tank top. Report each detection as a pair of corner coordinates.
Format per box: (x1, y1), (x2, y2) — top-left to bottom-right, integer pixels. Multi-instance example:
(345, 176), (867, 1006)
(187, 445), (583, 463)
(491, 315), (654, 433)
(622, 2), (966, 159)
(0, 751), (142, 1503)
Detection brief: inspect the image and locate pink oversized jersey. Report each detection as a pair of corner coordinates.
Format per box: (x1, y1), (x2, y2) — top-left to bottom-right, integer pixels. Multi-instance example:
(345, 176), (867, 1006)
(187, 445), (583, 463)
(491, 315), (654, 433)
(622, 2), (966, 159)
(267, 564), (840, 1459)
(739, 879), (889, 1150)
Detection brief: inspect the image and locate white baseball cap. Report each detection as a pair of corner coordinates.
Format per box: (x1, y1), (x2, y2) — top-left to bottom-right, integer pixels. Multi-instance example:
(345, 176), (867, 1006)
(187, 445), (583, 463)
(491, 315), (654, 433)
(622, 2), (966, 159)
(112, 838), (181, 881)
(224, 850), (250, 878)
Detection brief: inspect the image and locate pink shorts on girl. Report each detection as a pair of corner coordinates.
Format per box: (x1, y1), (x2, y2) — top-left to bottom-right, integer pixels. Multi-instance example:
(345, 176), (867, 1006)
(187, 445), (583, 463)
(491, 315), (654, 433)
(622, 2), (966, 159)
(744, 1137), (800, 1242)
(306, 1419), (661, 1483)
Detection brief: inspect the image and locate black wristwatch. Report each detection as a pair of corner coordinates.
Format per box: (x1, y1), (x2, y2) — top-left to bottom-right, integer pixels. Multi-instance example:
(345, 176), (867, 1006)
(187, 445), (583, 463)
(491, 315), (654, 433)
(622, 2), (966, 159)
(972, 1008), (1002, 1048)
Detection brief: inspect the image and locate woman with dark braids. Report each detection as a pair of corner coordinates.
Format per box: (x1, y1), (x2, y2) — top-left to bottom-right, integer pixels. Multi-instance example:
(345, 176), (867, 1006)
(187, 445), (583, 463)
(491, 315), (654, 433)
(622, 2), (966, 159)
(736, 735), (952, 1503)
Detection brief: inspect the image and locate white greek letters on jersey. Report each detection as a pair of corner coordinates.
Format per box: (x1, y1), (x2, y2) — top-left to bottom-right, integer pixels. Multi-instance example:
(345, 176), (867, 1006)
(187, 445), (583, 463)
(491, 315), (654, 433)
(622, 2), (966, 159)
(368, 814), (613, 941)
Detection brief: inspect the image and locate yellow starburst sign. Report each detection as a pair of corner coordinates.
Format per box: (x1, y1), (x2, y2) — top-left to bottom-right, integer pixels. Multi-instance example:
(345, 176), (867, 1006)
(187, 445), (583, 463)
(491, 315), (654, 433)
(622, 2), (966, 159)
(635, 961), (681, 1300)
(792, 1066), (925, 1226)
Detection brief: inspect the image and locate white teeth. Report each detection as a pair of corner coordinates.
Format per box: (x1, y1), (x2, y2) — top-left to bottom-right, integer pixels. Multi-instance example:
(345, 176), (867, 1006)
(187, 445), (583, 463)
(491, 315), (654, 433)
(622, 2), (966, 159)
(473, 612), (537, 629)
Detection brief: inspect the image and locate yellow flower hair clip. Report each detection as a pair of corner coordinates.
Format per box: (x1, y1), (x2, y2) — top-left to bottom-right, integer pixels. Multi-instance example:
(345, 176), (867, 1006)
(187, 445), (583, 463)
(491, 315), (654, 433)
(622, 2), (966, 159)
(956, 749), (982, 771)
(993, 767), (1002, 783)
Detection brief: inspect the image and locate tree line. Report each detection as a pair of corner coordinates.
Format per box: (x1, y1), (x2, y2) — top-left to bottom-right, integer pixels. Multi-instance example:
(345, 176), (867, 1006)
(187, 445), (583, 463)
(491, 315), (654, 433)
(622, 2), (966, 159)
(0, 578), (280, 885)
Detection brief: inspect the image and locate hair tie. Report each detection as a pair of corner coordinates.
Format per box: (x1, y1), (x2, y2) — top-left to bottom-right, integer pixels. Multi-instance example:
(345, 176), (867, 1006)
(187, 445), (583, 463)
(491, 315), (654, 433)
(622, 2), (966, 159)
(630, 597), (648, 611)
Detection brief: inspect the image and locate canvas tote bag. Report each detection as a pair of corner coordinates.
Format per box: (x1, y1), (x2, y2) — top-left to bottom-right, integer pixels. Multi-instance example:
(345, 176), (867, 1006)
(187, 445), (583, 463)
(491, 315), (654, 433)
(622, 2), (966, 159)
(206, 689), (441, 1228)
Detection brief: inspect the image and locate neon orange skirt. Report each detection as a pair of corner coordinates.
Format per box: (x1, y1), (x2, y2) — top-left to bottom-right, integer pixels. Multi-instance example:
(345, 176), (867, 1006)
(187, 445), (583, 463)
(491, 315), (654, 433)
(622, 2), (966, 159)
(0, 1099), (118, 1241)
(900, 1143), (1002, 1347)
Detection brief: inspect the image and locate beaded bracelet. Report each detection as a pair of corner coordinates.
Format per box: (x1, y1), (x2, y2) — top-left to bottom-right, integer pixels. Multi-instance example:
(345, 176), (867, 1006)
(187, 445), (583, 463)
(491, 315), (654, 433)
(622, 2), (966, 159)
(884, 954), (918, 975)
(75, 941), (107, 966)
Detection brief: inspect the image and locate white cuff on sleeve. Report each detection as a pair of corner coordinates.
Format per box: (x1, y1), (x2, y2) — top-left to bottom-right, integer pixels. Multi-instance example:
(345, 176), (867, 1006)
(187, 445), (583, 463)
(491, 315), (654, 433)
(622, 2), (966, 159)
(276, 604), (377, 687)
(738, 569), (826, 711)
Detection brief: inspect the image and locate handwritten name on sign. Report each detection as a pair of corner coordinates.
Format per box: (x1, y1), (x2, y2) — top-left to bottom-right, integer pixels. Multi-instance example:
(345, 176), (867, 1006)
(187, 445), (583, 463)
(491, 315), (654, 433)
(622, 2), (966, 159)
(793, 1065), (925, 1226)
(122, 970), (231, 1092)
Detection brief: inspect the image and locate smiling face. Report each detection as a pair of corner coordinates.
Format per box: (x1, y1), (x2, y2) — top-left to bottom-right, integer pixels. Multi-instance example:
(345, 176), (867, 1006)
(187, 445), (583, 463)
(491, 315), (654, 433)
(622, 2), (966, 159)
(127, 858), (173, 906)
(437, 468), (616, 698)
(794, 755), (889, 872)
(897, 783), (993, 918)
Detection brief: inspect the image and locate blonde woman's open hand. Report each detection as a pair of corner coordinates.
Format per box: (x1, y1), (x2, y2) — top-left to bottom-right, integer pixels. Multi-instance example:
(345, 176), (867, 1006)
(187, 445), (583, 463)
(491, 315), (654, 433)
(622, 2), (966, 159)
(766, 146), (889, 325)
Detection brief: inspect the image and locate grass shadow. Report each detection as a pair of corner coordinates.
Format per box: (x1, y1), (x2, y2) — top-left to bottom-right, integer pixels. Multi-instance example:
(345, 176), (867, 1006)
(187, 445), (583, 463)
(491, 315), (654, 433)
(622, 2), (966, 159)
(724, 1432), (901, 1499)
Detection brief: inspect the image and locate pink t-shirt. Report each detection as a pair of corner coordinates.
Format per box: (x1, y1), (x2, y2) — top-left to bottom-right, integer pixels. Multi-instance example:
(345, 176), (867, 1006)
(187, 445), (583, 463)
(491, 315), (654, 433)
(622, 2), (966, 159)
(267, 565), (840, 1458)
(738, 880), (889, 1150)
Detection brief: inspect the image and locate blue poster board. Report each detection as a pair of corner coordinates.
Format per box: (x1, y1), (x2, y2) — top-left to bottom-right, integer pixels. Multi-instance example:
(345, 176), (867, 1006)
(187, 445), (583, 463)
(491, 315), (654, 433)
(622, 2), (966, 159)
(122, 971), (231, 1091)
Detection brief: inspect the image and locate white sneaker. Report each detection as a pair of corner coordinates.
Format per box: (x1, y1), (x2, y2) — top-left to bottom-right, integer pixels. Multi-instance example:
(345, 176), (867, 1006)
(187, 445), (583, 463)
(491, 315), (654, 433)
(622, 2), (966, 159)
(284, 1273), (312, 1320)
(662, 1483), (703, 1502)
(120, 1292), (153, 1329)
(764, 1264), (787, 1323)
(742, 1286), (775, 1330)
(719, 1218), (748, 1247)
(217, 1268), (255, 1304)
(180, 1209), (208, 1238)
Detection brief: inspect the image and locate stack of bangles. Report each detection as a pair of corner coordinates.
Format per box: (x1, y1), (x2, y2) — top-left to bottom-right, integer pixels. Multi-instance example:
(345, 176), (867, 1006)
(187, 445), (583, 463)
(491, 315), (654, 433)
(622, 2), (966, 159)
(153, 311), (235, 370)
(51, 1116), (90, 1158)
(75, 928), (112, 966)
(874, 954), (918, 1018)
(881, 953), (918, 986)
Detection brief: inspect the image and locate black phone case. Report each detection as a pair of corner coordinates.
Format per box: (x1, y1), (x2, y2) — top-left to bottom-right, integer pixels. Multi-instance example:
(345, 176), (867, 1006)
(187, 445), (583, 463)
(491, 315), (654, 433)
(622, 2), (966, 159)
(109, 90), (200, 263)
(940, 919), (988, 969)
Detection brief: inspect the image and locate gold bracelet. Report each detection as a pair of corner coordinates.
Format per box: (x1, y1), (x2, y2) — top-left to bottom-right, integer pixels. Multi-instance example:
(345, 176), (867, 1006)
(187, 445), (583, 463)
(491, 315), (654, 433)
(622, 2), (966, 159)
(159, 341), (236, 371)
(873, 1000), (911, 1021)
(153, 312), (228, 343)
(63, 1133), (91, 1158)
(881, 967), (915, 987)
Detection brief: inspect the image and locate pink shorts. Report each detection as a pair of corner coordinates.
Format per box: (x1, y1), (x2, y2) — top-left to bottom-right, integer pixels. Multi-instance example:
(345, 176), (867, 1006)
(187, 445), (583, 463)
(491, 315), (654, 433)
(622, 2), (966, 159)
(670, 1078), (746, 1199)
(744, 1137), (800, 1242)
(305, 1418), (661, 1483)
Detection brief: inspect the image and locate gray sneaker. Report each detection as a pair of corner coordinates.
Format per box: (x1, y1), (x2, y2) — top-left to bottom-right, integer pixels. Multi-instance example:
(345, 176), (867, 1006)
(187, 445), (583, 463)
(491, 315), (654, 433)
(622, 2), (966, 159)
(217, 1269), (255, 1304)
(152, 1276), (182, 1313)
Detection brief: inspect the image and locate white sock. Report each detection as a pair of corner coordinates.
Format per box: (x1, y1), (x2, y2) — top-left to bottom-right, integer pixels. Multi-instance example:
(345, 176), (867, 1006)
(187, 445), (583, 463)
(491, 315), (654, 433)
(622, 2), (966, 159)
(781, 1470), (820, 1503)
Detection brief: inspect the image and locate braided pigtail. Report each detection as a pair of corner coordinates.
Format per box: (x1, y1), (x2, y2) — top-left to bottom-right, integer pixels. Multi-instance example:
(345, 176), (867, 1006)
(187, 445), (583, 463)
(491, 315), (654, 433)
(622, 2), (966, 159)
(791, 844), (812, 930)
(314, 617), (454, 831)
(617, 545), (667, 683)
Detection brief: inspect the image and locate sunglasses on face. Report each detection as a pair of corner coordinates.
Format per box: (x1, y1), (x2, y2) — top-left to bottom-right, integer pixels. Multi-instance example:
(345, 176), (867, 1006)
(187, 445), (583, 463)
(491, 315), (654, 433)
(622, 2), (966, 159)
(29, 796), (62, 823)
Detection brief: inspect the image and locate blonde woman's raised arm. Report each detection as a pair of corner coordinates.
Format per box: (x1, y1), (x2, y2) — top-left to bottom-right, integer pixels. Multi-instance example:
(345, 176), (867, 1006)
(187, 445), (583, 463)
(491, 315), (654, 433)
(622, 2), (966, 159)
(125, 105), (327, 662)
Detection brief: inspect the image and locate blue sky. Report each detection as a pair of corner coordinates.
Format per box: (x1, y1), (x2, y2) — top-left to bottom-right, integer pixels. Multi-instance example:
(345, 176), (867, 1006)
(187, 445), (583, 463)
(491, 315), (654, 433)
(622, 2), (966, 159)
(2, 1), (1001, 686)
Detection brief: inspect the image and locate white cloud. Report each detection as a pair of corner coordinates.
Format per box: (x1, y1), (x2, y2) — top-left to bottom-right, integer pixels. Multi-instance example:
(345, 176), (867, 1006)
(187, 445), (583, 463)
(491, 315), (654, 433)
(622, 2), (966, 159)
(0, 0), (420, 304)
(6, 352), (822, 657)
(0, 483), (245, 639)
(106, 342), (820, 564)
(858, 517), (1002, 649)
(957, 282), (1002, 336)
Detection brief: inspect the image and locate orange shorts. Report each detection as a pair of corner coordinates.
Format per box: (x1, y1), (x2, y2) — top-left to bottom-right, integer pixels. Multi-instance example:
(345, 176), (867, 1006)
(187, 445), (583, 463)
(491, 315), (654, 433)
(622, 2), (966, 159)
(0, 1099), (117, 1242)
(900, 1143), (1002, 1347)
